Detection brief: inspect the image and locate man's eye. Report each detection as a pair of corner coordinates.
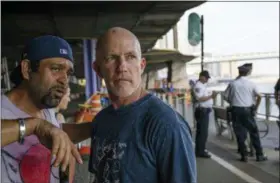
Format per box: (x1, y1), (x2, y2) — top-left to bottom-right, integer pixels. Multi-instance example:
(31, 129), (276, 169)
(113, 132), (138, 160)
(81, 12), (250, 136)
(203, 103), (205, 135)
(105, 56), (116, 62)
(127, 55), (136, 60)
(67, 71), (74, 76)
(52, 68), (61, 72)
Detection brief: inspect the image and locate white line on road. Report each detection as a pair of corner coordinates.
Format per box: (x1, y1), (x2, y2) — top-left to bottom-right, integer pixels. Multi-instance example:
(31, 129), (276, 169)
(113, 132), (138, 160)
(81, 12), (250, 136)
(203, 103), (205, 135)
(209, 152), (263, 183)
(192, 142), (263, 183)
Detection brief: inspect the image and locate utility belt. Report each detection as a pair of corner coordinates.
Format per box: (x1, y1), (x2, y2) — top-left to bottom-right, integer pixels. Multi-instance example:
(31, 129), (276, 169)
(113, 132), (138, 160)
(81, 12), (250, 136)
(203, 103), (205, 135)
(196, 106), (212, 113)
(227, 105), (256, 117)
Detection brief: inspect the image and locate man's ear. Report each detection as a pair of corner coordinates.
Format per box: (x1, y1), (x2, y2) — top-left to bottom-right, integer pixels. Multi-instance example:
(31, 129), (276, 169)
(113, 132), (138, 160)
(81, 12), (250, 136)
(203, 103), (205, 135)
(140, 57), (147, 74)
(21, 59), (31, 80)
(93, 61), (103, 78)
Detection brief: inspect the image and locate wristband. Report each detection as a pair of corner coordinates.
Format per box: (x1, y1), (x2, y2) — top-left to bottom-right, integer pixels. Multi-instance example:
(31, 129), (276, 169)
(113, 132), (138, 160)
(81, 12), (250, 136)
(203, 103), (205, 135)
(18, 119), (26, 144)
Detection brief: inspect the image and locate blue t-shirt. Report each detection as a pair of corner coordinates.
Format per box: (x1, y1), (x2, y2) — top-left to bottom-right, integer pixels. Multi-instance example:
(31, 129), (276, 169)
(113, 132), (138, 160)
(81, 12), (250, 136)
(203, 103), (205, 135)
(89, 93), (196, 183)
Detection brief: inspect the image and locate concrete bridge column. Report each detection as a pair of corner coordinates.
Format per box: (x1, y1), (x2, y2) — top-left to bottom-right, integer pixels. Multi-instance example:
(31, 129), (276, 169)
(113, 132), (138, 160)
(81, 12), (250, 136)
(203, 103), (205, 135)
(172, 62), (189, 89)
(83, 39), (101, 98)
(142, 70), (158, 89)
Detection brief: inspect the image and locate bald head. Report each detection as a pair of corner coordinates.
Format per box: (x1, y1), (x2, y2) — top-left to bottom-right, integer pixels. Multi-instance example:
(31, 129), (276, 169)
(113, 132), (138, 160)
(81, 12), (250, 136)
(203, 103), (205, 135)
(93, 27), (146, 98)
(96, 27), (142, 60)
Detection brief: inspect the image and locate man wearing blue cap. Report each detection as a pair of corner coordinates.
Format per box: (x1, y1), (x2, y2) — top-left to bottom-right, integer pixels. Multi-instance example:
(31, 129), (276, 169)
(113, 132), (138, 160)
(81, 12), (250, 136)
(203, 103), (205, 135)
(223, 63), (267, 162)
(1, 35), (92, 183)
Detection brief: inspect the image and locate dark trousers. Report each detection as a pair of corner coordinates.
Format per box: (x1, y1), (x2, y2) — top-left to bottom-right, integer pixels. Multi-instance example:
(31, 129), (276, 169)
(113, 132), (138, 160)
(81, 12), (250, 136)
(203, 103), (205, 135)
(195, 107), (211, 154)
(231, 106), (263, 157)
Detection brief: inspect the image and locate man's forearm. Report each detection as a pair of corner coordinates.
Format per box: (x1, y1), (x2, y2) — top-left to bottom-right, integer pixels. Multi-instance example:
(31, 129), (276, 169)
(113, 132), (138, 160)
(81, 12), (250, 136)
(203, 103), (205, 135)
(275, 92), (278, 105)
(198, 95), (212, 102)
(1, 118), (38, 146)
(255, 96), (261, 109)
(62, 122), (92, 144)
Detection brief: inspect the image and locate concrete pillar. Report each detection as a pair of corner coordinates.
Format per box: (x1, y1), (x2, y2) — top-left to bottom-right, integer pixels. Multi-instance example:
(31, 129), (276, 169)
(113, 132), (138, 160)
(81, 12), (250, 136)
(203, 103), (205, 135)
(147, 71), (158, 89)
(172, 62), (189, 89)
(83, 39), (100, 99)
(141, 72), (150, 89)
(167, 61), (173, 83)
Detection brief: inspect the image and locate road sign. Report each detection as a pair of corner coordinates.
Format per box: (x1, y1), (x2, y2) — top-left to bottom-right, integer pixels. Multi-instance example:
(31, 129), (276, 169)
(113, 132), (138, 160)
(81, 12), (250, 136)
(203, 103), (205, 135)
(188, 13), (201, 46)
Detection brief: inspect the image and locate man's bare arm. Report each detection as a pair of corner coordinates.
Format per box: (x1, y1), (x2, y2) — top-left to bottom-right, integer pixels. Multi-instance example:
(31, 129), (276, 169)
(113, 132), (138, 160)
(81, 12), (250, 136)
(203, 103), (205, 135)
(197, 92), (217, 102)
(1, 118), (40, 146)
(275, 90), (279, 105)
(255, 94), (262, 110)
(198, 95), (213, 102)
(62, 122), (92, 144)
(1, 118), (83, 171)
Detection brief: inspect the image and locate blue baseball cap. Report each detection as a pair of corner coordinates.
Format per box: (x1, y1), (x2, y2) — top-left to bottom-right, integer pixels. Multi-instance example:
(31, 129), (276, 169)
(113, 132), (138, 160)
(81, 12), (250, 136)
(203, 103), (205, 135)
(21, 35), (74, 62)
(10, 35), (74, 87)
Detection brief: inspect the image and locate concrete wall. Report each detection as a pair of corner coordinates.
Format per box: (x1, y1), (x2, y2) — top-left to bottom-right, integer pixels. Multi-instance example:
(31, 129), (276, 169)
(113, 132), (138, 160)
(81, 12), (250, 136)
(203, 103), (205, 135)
(143, 71), (158, 89)
(172, 62), (190, 89)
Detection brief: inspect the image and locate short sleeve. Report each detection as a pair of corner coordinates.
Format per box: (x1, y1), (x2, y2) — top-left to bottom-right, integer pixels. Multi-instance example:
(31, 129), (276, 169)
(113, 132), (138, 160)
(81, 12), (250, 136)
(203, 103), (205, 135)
(193, 84), (204, 100)
(153, 113), (197, 183)
(223, 83), (232, 102)
(252, 83), (260, 96)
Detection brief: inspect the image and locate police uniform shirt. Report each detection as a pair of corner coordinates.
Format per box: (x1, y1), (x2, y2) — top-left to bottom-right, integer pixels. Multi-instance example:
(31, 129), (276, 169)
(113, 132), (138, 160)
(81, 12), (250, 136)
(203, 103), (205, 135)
(223, 76), (259, 107)
(194, 81), (213, 108)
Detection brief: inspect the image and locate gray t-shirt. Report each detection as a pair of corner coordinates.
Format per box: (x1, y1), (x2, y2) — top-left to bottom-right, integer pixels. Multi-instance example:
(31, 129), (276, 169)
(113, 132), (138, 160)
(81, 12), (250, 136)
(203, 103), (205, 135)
(1, 95), (60, 183)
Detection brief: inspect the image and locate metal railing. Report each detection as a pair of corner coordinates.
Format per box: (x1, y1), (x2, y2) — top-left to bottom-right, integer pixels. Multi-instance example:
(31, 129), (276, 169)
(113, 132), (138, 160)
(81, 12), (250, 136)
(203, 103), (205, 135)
(150, 89), (279, 136)
(150, 90), (196, 129)
(213, 92), (279, 121)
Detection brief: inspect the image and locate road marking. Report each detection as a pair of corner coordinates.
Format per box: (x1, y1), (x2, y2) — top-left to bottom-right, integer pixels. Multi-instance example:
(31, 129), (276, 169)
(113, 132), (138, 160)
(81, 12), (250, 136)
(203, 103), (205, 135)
(192, 142), (263, 183)
(209, 152), (263, 183)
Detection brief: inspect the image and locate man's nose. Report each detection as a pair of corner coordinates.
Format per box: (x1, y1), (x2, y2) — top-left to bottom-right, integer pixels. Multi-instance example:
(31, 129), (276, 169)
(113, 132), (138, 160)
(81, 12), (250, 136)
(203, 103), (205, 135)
(117, 56), (128, 72)
(57, 72), (69, 86)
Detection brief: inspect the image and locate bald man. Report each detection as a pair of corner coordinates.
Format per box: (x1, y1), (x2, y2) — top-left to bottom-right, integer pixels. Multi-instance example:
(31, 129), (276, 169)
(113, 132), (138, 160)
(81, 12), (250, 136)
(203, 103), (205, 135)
(89, 27), (196, 183)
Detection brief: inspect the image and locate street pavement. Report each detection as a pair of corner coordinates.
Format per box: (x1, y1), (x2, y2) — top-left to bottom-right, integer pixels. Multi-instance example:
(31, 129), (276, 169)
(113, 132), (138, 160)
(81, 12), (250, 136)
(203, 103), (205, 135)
(195, 111), (279, 183)
(184, 105), (279, 183)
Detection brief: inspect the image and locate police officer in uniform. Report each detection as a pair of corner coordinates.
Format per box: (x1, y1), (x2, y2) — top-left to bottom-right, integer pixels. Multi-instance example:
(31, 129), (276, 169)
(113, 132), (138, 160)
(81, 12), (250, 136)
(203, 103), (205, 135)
(274, 78), (280, 150)
(223, 63), (267, 162)
(193, 70), (217, 158)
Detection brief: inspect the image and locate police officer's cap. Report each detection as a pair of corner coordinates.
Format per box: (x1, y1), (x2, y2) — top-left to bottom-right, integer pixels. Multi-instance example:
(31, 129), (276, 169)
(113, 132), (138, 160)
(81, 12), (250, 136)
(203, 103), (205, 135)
(238, 63), (253, 71)
(199, 70), (211, 78)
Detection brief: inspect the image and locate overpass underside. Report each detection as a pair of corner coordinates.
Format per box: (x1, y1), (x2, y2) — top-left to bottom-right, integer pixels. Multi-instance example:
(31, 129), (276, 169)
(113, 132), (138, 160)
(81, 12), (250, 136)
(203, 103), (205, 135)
(1, 1), (204, 79)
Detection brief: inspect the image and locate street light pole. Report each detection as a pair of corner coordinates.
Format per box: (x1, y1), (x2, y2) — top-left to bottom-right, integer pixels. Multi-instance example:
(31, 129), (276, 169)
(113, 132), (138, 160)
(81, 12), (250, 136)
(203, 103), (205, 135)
(201, 15), (204, 72)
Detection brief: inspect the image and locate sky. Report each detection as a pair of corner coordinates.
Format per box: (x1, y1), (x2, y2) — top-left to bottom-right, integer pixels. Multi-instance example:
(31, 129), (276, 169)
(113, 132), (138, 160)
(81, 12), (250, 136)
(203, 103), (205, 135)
(176, 1), (279, 75)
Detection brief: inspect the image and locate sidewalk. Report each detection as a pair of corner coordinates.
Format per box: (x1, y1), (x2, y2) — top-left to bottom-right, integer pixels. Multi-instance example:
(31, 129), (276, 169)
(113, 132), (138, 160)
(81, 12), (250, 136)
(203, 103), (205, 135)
(208, 132), (280, 179)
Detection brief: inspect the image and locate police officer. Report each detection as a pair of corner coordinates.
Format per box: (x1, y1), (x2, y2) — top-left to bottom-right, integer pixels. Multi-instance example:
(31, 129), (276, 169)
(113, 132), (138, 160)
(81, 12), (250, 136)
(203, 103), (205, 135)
(223, 63), (267, 162)
(193, 70), (217, 158)
(274, 78), (280, 150)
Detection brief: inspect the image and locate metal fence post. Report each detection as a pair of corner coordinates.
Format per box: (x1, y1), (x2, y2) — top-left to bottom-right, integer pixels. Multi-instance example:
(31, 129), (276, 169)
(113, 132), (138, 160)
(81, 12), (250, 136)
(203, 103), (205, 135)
(265, 94), (271, 121)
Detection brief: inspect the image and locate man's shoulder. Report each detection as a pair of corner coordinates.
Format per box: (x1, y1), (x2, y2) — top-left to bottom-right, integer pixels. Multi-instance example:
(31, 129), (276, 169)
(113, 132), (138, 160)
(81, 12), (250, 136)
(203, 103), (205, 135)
(145, 100), (188, 131)
(194, 81), (204, 90)
(242, 78), (256, 88)
(92, 105), (113, 122)
(194, 81), (203, 87)
(1, 95), (21, 119)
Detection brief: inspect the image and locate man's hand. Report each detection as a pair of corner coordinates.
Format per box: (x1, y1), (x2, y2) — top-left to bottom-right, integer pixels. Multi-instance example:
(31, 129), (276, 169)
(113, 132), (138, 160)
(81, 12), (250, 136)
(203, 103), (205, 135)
(34, 119), (83, 172)
(212, 91), (218, 98)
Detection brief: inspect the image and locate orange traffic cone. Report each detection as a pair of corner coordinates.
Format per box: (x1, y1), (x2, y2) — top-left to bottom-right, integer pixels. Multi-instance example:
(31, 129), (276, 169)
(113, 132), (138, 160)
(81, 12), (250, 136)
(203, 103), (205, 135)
(89, 94), (102, 117)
